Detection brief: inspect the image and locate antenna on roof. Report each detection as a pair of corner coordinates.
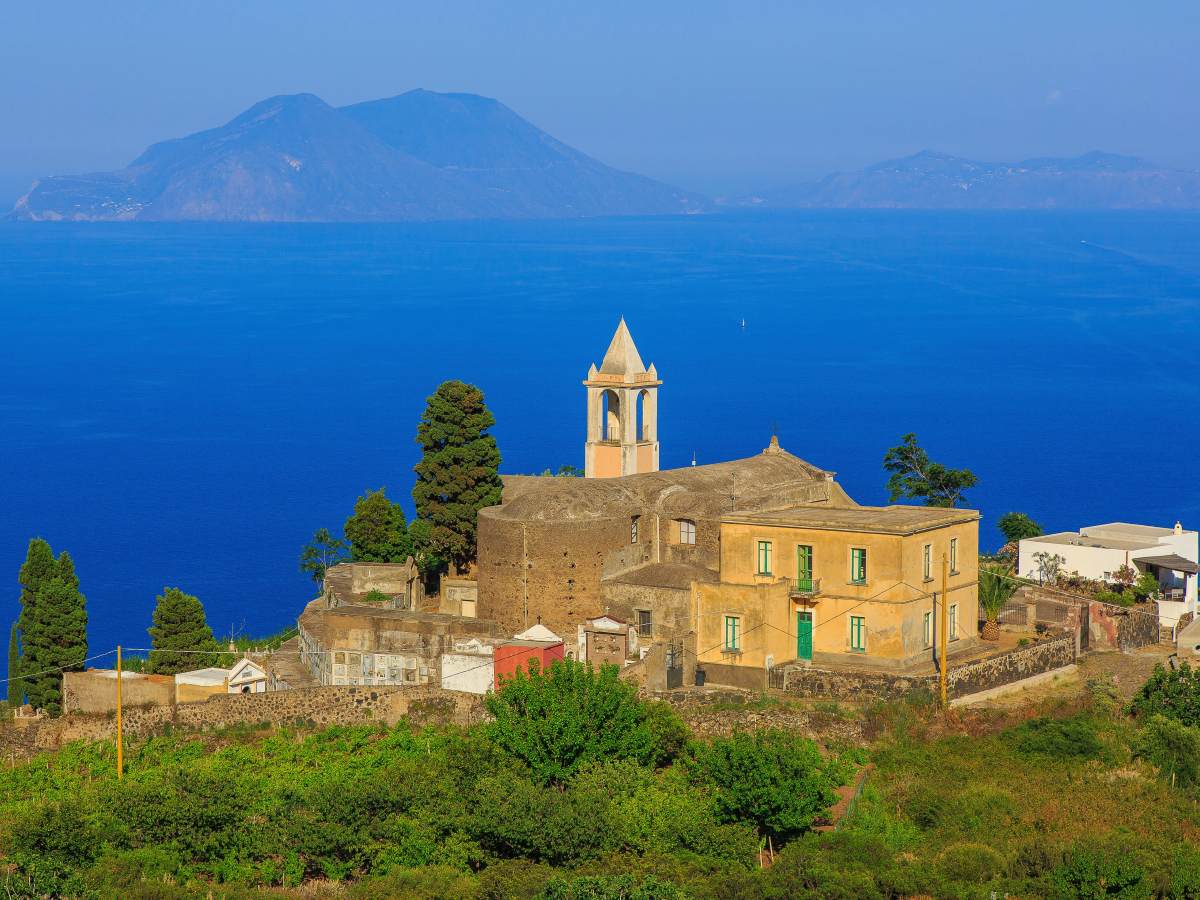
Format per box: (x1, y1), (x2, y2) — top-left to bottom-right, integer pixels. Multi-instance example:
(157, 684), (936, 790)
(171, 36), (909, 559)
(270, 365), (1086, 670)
(692, 451), (696, 467)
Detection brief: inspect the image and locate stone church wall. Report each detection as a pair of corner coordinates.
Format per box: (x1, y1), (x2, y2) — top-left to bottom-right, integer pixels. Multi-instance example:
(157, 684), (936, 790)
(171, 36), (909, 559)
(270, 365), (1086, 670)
(477, 513), (630, 634)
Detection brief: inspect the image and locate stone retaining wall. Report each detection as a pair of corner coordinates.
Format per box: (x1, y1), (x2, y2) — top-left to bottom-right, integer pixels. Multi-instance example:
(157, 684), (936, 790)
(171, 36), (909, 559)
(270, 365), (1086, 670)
(0, 685), (485, 762)
(774, 635), (1076, 702)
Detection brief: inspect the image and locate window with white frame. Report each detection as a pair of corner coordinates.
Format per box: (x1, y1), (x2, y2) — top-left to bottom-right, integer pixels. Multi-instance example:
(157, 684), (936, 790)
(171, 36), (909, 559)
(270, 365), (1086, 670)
(679, 519), (696, 544)
(724, 616), (740, 651)
(949, 604), (959, 641)
(923, 611), (932, 648)
(757, 541), (773, 575)
(851, 548), (867, 584)
(850, 616), (866, 652)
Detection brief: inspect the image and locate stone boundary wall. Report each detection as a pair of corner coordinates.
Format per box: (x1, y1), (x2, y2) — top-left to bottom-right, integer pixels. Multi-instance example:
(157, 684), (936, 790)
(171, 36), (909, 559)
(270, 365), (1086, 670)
(775, 636), (1076, 702)
(0, 685), (486, 763)
(1112, 601), (1160, 650)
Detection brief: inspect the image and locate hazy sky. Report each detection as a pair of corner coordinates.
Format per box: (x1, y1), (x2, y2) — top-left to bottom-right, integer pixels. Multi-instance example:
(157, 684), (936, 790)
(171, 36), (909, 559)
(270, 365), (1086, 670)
(1, 1), (1197, 204)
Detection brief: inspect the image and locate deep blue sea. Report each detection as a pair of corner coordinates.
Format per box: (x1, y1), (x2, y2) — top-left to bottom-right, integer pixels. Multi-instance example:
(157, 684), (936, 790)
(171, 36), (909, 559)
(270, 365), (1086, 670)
(1, 211), (1198, 661)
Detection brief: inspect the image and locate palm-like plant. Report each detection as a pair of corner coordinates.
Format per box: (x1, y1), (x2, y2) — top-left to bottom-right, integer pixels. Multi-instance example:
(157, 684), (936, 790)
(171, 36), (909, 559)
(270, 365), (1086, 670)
(978, 563), (1019, 641)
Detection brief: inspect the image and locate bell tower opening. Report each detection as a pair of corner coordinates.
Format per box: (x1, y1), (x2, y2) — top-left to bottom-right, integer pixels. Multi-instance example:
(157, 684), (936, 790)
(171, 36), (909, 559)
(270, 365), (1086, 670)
(583, 318), (661, 478)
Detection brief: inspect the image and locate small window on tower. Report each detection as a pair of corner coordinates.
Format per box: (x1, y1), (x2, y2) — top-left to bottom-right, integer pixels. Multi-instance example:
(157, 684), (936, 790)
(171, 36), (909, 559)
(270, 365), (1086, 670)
(679, 520), (696, 544)
(631, 516), (640, 544)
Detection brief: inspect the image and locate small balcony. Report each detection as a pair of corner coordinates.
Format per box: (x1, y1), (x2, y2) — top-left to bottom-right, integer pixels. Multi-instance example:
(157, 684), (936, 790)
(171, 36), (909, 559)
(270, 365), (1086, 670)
(787, 577), (821, 598)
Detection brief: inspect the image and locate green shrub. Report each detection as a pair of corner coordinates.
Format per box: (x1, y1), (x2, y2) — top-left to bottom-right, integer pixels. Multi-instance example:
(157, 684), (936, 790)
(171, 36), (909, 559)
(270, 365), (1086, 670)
(684, 728), (854, 843)
(1132, 663), (1200, 727)
(348, 865), (478, 900)
(484, 659), (658, 785)
(1008, 715), (1103, 759)
(360, 589), (391, 603)
(12, 799), (101, 867)
(538, 874), (688, 900)
(937, 842), (1005, 884)
(1050, 847), (1150, 900)
(1096, 590), (1133, 608)
(1132, 715), (1200, 787)
(1170, 844), (1200, 899)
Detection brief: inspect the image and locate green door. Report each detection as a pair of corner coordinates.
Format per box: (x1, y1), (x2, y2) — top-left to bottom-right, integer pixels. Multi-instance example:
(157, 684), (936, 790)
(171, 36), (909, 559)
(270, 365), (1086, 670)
(797, 545), (813, 592)
(797, 611), (813, 660)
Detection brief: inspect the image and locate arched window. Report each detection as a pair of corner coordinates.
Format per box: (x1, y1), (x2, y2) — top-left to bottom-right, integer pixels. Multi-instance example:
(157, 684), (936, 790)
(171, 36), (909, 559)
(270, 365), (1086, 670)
(679, 520), (696, 545)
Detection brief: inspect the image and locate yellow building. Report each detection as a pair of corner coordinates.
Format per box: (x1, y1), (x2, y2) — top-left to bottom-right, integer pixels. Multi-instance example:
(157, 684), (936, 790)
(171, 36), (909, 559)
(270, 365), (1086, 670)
(694, 504), (980, 684)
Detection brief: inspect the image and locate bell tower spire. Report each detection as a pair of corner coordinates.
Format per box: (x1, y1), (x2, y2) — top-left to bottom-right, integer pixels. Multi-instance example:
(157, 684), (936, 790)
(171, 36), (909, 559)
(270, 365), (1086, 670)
(583, 319), (661, 478)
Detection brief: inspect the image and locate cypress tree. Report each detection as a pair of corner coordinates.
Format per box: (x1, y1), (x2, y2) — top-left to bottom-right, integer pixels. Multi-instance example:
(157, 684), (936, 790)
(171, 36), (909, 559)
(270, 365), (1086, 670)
(148, 588), (219, 675)
(411, 381), (503, 574)
(7, 623), (21, 709)
(343, 488), (413, 563)
(16, 540), (88, 716)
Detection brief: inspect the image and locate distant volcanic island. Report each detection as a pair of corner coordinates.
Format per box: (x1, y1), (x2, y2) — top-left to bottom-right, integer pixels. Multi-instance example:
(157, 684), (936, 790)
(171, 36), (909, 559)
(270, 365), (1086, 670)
(725, 149), (1200, 210)
(9, 90), (712, 222)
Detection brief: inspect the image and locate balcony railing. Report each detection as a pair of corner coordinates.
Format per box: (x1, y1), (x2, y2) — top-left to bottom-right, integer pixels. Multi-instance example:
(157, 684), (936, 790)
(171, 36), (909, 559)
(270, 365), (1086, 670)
(787, 577), (821, 597)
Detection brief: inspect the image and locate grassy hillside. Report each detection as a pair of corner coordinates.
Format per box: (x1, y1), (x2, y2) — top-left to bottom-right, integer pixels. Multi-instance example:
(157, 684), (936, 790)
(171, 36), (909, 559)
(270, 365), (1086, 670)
(3, 664), (1200, 899)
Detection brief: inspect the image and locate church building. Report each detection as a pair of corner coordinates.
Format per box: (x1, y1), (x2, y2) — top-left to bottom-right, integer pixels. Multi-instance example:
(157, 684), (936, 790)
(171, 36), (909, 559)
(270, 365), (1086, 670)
(475, 320), (981, 686)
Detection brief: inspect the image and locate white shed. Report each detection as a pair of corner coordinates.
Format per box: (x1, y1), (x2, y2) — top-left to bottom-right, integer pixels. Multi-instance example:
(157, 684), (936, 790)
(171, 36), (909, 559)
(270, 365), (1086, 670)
(228, 658), (268, 693)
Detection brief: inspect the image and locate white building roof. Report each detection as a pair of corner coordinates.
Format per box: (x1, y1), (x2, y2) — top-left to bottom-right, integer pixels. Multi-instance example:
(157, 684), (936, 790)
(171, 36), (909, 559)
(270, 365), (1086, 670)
(514, 624), (560, 642)
(229, 658), (266, 682)
(1026, 532), (1161, 552)
(1082, 522), (1191, 540)
(175, 667), (230, 686)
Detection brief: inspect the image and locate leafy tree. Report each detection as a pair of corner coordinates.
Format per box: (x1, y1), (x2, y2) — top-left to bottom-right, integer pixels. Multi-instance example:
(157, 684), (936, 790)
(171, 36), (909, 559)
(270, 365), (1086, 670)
(412, 381), (504, 573)
(684, 728), (851, 843)
(299, 527), (348, 587)
(1132, 662), (1200, 727)
(8, 622), (21, 708)
(997, 511), (1044, 543)
(1050, 847), (1149, 900)
(16, 540), (88, 716)
(978, 563), (1019, 640)
(343, 489), (412, 563)
(883, 433), (978, 508)
(1032, 550), (1065, 585)
(1131, 571), (1162, 602)
(148, 587), (219, 675)
(485, 658), (657, 785)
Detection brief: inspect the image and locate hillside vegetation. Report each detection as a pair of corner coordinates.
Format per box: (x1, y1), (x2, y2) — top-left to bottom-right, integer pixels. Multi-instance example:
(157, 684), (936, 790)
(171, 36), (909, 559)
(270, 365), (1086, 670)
(3, 662), (1200, 899)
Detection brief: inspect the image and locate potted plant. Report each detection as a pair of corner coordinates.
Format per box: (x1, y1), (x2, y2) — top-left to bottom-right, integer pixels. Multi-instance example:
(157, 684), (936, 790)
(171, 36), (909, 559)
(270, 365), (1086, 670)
(978, 562), (1019, 642)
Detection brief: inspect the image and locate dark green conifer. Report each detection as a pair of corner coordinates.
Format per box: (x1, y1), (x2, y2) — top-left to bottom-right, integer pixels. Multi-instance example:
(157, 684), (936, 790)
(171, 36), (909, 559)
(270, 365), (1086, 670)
(411, 381), (503, 574)
(16, 540), (88, 716)
(7, 623), (21, 709)
(148, 588), (219, 675)
(343, 489), (412, 563)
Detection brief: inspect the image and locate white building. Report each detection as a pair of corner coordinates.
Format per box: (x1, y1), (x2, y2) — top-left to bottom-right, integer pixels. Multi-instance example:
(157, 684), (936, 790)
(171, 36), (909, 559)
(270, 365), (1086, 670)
(440, 638), (496, 695)
(176, 658), (269, 696)
(1019, 521), (1199, 626)
(228, 658), (268, 693)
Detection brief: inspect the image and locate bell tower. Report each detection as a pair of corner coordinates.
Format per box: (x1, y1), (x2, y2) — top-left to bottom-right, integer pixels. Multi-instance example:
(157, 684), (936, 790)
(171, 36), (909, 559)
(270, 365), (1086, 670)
(584, 318), (661, 478)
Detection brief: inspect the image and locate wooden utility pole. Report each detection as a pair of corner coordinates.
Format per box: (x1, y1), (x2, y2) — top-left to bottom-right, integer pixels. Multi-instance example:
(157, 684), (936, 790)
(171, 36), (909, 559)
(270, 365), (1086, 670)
(940, 555), (949, 706)
(116, 646), (123, 780)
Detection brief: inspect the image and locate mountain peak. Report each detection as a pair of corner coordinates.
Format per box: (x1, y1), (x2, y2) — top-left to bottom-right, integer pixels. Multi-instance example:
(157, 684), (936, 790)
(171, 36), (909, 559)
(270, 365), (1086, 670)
(11, 91), (712, 222)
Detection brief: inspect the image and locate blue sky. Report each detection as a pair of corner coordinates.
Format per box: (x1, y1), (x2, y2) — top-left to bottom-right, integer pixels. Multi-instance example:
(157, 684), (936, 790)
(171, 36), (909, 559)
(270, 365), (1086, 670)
(1, 1), (1197, 204)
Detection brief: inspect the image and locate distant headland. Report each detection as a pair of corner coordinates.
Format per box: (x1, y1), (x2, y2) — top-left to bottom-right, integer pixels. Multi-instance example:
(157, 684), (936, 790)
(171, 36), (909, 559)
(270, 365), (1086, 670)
(726, 149), (1200, 209)
(8, 90), (712, 222)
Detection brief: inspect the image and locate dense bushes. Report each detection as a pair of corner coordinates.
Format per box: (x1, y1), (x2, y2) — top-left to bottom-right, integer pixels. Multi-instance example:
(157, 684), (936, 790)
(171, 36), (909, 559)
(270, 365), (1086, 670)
(1132, 662), (1200, 726)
